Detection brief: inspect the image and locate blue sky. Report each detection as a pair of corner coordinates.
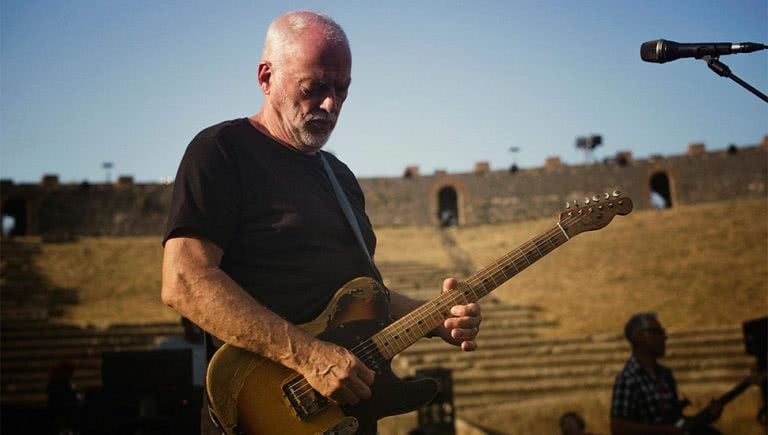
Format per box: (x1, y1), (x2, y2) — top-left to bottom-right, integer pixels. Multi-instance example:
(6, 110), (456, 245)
(1, 0), (766, 183)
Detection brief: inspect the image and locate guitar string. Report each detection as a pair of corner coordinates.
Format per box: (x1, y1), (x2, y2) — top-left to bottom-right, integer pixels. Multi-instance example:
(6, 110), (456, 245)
(287, 210), (587, 401)
(287, 210), (590, 401)
(287, 208), (597, 402)
(372, 202), (621, 350)
(286, 228), (567, 401)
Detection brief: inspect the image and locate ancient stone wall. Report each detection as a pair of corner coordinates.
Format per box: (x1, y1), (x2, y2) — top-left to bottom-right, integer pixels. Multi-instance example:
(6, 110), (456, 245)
(361, 144), (766, 227)
(1, 140), (766, 236)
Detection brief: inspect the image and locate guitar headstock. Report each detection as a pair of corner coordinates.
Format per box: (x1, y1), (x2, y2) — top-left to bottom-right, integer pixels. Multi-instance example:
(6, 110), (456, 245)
(559, 190), (633, 238)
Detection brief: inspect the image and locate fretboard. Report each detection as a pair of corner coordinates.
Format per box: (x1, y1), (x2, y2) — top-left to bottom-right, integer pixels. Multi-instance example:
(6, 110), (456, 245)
(372, 224), (570, 359)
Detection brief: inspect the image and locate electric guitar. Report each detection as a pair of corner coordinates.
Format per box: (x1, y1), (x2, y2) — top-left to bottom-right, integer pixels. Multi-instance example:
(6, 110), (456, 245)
(681, 371), (766, 435)
(206, 192), (633, 434)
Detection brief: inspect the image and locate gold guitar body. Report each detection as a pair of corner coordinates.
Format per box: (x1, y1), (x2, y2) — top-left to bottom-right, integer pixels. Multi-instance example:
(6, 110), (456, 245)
(206, 277), (438, 435)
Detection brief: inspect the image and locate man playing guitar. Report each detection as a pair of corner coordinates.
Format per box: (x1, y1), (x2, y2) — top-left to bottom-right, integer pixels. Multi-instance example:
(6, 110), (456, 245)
(611, 312), (732, 435)
(161, 10), (481, 434)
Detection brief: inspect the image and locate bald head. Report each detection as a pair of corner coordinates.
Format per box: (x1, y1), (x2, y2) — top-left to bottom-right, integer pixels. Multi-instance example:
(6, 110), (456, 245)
(263, 11), (349, 66)
(253, 11), (352, 153)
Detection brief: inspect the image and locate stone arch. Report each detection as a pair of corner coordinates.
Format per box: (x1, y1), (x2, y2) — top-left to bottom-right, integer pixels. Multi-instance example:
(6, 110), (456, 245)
(437, 186), (459, 227)
(430, 180), (466, 226)
(2, 198), (28, 236)
(649, 171), (673, 208)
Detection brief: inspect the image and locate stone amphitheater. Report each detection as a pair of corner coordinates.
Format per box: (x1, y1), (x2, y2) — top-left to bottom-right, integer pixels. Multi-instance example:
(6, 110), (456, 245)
(0, 237), (762, 434)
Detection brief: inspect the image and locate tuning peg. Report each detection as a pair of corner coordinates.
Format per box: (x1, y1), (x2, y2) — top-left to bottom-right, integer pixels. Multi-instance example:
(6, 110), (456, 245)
(565, 201), (570, 209)
(592, 194), (600, 202)
(603, 192), (610, 199)
(612, 190), (622, 197)
(584, 197), (591, 204)
(572, 199), (579, 206)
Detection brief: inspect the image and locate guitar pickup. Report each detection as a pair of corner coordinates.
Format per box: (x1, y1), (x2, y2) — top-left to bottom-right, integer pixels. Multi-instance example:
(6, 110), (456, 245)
(282, 376), (330, 420)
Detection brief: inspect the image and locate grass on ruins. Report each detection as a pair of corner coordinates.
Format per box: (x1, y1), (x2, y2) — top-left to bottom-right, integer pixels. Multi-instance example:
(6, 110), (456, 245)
(27, 198), (768, 434)
(33, 198), (767, 335)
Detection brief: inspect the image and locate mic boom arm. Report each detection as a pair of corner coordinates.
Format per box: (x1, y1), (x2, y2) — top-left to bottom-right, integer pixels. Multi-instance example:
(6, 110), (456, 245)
(640, 39), (768, 103)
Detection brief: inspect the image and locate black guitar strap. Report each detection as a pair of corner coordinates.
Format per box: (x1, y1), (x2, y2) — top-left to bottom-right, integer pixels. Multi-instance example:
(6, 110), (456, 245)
(320, 152), (383, 283)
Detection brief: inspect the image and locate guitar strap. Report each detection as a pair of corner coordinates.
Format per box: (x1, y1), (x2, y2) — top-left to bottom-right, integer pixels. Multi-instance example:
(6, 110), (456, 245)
(320, 152), (383, 283)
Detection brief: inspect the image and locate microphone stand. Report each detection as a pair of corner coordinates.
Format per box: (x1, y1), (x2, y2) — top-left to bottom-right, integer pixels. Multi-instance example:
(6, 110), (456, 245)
(702, 55), (768, 103)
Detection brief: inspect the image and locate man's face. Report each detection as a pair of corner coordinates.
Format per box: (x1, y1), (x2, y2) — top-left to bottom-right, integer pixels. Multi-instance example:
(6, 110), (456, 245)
(635, 318), (667, 357)
(270, 31), (351, 153)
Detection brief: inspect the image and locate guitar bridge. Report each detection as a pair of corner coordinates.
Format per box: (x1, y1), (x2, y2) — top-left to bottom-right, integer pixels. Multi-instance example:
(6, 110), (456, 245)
(318, 416), (359, 435)
(282, 376), (330, 420)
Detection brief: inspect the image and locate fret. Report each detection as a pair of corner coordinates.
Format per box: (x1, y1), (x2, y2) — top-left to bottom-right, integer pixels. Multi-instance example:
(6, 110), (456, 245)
(520, 248), (533, 265)
(371, 224), (572, 360)
(525, 244), (542, 262)
(544, 233), (558, 249)
(531, 240), (544, 257)
(513, 255), (529, 271)
(488, 270), (504, 286)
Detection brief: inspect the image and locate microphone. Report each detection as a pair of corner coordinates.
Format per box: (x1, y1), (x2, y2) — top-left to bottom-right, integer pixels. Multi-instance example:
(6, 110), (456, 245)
(641, 39), (767, 63)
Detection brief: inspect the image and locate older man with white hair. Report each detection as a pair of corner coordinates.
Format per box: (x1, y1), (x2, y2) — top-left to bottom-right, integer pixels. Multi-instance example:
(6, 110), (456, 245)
(161, 11), (481, 434)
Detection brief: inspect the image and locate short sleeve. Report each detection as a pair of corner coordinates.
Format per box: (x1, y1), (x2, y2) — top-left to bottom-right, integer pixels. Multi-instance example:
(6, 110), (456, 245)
(163, 131), (240, 250)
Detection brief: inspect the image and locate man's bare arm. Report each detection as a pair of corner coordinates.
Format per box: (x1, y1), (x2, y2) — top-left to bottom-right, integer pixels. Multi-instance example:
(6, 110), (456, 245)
(161, 236), (374, 405)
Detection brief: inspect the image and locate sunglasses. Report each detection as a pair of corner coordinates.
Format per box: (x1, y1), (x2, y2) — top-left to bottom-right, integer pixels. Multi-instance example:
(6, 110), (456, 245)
(641, 327), (667, 336)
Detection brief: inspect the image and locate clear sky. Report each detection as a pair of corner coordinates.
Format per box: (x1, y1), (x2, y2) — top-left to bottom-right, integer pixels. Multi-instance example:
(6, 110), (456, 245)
(1, 0), (766, 183)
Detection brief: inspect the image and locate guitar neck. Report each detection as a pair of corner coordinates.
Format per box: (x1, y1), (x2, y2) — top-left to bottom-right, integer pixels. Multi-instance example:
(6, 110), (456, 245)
(371, 223), (570, 359)
(687, 376), (754, 429)
(718, 377), (752, 405)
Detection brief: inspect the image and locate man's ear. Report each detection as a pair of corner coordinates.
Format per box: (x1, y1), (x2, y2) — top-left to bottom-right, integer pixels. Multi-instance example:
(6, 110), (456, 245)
(257, 61), (272, 95)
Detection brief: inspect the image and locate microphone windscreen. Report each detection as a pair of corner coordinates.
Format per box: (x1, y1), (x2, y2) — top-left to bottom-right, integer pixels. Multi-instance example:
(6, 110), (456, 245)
(640, 40), (661, 63)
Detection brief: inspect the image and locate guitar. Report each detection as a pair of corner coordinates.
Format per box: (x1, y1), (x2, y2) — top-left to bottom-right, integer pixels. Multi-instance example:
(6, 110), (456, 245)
(206, 191), (633, 434)
(681, 372), (766, 435)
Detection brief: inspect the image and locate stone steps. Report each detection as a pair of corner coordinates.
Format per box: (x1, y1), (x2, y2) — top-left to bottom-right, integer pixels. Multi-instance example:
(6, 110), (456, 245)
(389, 323), (751, 411)
(0, 312), (180, 407)
(455, 369), (746, 409)
(2, 334), (168, 351)
(1, 321), (181, 336)
(398, 327), (742, 359)
(397, 343), (749, 373)
(450, 355), (751, 382)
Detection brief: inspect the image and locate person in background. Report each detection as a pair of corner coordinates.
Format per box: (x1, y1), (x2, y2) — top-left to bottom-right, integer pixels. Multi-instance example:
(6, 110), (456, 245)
(611, 312), (722, 434)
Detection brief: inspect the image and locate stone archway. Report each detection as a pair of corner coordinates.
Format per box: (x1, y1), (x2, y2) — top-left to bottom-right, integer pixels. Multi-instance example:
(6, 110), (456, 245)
(2, 198), (28, 236)
(650, 171), (673, 208)
(437, 186), (459, 227)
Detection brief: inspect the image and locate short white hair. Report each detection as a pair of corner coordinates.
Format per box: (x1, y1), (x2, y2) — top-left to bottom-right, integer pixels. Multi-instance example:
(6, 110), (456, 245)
(262, 11), (348, 62)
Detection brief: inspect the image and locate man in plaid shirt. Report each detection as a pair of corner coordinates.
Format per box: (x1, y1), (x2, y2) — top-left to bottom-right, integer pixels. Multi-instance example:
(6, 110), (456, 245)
(610, 312), (722, 434)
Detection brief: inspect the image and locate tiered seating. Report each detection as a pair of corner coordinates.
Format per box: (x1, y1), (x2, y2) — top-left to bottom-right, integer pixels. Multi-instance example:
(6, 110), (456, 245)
(0, 239), (181, 408)
(377, 246), (754, 422)
(377, 261), (455, 301)
(393, 325), (751, 409)
(1, 321), (181, 406)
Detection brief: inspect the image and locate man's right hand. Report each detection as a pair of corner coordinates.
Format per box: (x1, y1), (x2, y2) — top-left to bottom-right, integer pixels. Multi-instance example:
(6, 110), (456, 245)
(298, 340), (376, 406)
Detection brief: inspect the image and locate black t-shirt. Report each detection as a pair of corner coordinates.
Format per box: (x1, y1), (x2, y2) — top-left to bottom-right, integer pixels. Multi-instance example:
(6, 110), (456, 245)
(164, 118), (377, 324)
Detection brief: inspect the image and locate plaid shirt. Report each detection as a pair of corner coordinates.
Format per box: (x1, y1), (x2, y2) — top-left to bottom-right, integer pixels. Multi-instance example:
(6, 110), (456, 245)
(611, 356), (681, 424)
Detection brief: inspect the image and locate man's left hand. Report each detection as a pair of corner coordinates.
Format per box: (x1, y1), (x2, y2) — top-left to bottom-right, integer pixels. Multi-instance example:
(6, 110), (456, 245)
(434, 278), (481, 351)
